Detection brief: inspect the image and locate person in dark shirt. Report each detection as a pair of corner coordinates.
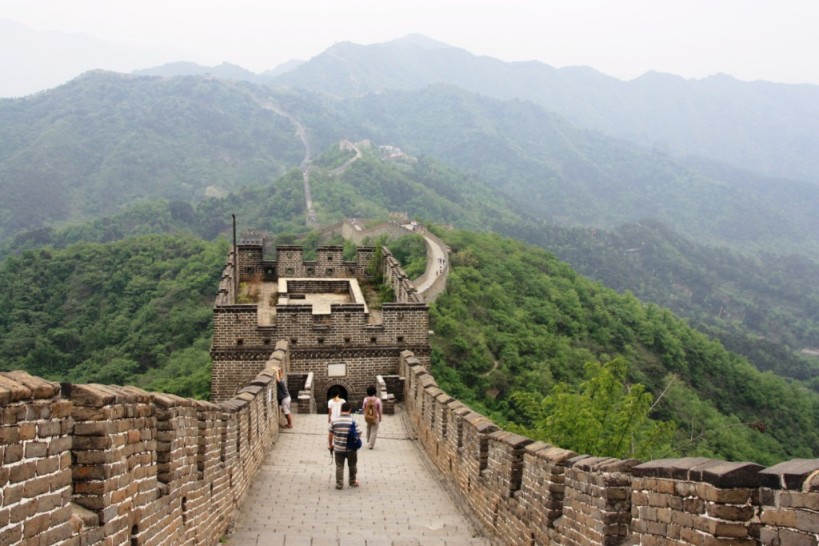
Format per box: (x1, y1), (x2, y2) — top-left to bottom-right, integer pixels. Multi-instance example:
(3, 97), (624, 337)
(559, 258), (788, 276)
(277, 369), (293, 428)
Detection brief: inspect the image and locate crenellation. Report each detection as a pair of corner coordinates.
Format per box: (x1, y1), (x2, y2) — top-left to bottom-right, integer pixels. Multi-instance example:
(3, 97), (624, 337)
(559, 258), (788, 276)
(0, 347), (283, 546)
(212, 239), (428, 403)
(395, 350), (819, 546)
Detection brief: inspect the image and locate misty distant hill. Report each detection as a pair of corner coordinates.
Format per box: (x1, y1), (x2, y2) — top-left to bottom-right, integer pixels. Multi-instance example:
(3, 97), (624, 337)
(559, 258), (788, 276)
(0, 71), (304, 239)
(133, 61), (258, 81)
(271, 35), (819, 185)
(0, 19), (187, 98)
(132, 60), (306, 83)
(2, 70), (818, 255)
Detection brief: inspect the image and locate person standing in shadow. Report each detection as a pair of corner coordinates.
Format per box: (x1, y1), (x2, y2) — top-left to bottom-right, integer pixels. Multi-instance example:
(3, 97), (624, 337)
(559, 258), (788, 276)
(277, 369), (293, 428)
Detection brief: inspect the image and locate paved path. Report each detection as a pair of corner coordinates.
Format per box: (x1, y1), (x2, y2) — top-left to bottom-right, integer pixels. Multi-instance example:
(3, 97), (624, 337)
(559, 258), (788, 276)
(227, 407), (493, 546)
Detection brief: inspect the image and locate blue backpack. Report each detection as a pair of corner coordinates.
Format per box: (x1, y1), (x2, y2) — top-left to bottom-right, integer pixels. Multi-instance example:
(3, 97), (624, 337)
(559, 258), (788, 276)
(346, 420), (362, 451)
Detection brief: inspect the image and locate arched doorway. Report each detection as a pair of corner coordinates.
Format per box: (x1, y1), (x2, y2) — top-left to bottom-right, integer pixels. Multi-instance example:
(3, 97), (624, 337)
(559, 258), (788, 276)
(326, 385), (348, 402)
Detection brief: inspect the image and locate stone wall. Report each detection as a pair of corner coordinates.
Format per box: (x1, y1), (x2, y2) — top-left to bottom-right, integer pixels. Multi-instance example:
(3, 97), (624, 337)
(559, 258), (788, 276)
(398, 350), (819, 546)
(381, 247), (421, 303)
(0, 345), (291, 546)
(339, 219), (449, 303)
(340, 219), (412, 246)
(409, 225), (449, 302)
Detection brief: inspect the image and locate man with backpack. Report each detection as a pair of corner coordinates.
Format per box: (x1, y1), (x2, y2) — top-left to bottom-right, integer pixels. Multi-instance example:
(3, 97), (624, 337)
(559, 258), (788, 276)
(361, 385), (382, 449)
(328, 402), (360, 489)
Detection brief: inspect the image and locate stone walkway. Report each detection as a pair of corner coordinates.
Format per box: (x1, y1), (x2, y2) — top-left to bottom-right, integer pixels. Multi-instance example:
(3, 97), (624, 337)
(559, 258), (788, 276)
(226, 407), (493, 546)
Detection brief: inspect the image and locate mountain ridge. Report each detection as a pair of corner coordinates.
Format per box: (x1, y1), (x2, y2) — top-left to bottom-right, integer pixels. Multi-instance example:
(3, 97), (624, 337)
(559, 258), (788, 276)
(269, 35), (819, 184)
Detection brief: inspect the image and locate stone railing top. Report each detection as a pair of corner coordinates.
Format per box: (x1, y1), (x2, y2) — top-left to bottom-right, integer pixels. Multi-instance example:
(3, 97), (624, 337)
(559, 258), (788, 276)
(220, 397), (250, 412)
(571, 455), (641, 474)
(0, 370), (60, 401)
(759, 458), (819, 490)
(152, 391), (198, 408)
(633, 457), (765, 488)
(524, 442), (578, 465)
(239, 384), (265, 397)
(65, 382), (152, 407)
(462, 412), (500, 434)
(488, 430), (535, 450)
(418, 374), (438, 388)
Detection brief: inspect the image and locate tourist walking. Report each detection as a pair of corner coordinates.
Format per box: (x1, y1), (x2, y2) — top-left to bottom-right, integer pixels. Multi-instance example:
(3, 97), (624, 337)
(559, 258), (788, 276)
(361, 386), (382, 449)
(327, 387), (345, 422)
(328, 402), (360, 489)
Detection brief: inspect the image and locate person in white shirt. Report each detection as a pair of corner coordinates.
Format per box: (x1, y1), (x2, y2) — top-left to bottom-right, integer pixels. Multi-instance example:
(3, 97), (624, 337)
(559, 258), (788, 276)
(327, 387), (345, 422)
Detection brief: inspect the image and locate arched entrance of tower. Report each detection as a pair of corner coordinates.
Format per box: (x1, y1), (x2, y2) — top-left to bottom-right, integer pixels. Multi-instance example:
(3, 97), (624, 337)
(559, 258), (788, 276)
(322, 378), (359, 410)
(326, 384), (349, 402)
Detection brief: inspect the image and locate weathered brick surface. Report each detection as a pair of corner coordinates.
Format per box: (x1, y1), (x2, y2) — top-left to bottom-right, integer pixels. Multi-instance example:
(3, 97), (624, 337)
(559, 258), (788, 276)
(0, 349), (281, 546)
(398, 350), (819, 546)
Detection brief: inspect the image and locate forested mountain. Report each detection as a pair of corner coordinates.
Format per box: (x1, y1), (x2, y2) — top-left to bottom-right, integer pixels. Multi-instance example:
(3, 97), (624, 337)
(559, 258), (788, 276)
(2, 217), (817, 465)
(429, 229), (819, 465)
(502, 221), (819, 386)
(4, 140), (819, 390)
(134, 60), (304, 82)
(0, 71), (303, 239)
(319, 86), (819, 254)
(272, 35), (819, 185)
(2, 42), (819, 464)
(3, 72), (818, 256)
(0, 235), (223, 396)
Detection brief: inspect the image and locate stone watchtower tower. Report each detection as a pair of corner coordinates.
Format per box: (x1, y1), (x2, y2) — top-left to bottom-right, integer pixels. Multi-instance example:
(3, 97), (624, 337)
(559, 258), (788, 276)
(210, 234), (429, 407)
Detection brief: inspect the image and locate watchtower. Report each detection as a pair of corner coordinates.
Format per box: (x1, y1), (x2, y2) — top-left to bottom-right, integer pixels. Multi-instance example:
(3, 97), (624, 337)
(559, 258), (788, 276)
(210, 235), (429, 407)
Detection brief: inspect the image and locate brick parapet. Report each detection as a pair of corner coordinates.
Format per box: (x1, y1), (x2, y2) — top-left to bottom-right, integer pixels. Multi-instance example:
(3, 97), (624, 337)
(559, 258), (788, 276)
(757, 459), (819, 546)
(0, 344), (285, 546)
(397, 350), (819, 546)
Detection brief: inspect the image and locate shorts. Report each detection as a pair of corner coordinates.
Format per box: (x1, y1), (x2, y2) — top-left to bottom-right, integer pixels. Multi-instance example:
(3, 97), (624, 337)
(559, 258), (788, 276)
(280, 396), (291, 415)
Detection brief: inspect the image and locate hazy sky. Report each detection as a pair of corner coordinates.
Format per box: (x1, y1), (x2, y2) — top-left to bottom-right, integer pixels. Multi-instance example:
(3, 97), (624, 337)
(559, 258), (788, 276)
(3, 0), (819, 85)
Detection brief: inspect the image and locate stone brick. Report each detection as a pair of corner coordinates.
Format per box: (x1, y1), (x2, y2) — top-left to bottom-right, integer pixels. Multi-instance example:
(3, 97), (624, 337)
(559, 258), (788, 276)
(36, 421), (62, 438)
(24, 441), (48, 458)
(782, 491), (819, 511)
(22, 475), (51, 497)
(9, 499), (37, 524)
(795, 509), (819, 534)
(9, 461), (36, 483)
(760, 508), (799, 527)
(776, 528), (817, 546)
(3, 443), (23, 464)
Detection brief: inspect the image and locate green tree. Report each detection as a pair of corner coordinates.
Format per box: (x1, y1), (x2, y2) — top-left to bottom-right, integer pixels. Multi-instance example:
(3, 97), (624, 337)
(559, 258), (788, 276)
(511, 358), (675, 460)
